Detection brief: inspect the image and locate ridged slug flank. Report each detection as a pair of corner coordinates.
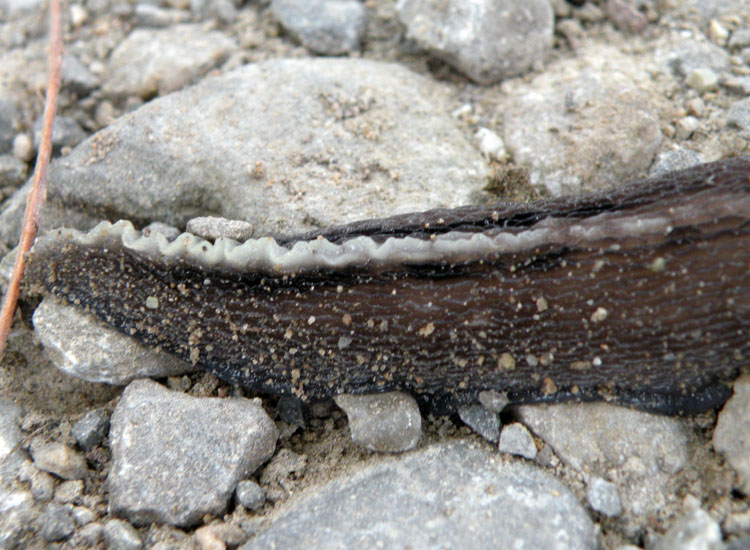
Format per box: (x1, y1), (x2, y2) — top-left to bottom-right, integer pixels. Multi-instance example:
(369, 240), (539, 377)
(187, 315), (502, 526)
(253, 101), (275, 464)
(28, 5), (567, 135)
(25, 157), (750, 413)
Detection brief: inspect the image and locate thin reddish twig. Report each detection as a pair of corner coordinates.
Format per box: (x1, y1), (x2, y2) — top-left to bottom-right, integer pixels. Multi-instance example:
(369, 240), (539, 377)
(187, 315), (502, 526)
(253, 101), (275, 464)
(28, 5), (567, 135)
(0, 0), (63, 360)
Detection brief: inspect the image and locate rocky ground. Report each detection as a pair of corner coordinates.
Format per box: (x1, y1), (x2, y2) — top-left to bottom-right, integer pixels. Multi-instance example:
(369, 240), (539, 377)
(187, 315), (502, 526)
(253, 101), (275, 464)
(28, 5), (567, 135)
(1, 0), (750, 548)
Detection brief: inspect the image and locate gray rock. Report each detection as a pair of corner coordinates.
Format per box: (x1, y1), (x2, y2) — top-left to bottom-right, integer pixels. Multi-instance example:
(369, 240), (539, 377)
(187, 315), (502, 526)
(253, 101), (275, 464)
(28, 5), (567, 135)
(271, 0), (367, 55)
(40, 502), (75, 542)
(55, 479), (84, 504)
(0, 99), (18, 154)
(103, 519), (142, 550)
(189, 0), (237, 23)
(236, 479), (265, 511)
(501, 45), (662, 195)
(241, 440), (597, 550)
(0, 397), (22, 463)
(727, 98), (750, 131)
(32, 297), (195, 385)
(686, 68), (719, 93)
(30, 441), (88, 480)
(666, 39), (730, 78)
(0, 154), (25, 189)
(729, 27), (750, 50)
(4, 58), (486, 247)
(108, 379), (278, 526)
(724, 75), (750, 96)
(335, 392), (421, 452)
(586, 477), (622, 517)
(62, 54), (98, 96)
(33, 115), (87, 155)
(71, 505), (95, 526)
(498, 422), (537, 460)
(457, 403), (500, 442)
(516, 402), (689, 517)
(79, 522), (104, 546)
(649, 149), (702, 177)
(726, 537), (750, 550)
(186, 216), (254, 242)
(652, 507), (722, 550)
(478, 389), (510, 413)
(17, 461), (55, 502)
(0, 0), (43, 16)
(396, 0), (554, 84)
(72, 409), (110, 451)
(713, 375), (750, 494)
(103, 24), (237, 98)
(276, 395), (305, 428)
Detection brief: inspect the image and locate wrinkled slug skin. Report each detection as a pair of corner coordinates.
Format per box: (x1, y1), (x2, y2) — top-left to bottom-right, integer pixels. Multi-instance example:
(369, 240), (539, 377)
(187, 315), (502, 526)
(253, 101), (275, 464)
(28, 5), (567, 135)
(25, 157), (750, 413)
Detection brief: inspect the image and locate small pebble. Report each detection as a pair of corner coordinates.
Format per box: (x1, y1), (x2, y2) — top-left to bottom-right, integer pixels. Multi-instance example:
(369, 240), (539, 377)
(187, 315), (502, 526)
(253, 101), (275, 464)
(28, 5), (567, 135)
(674, 116), (699, 140)
(55, 479), (84, 504)
(727, 98), (750, 131)
(724, 75), (750, 96)
(649, 149), (702, 177)
(478, 390), (509, 413)
(194, 525), (225, 550)
(186, 216), (255, 242)
(685, 97), (705, 117)
(236, 479), (265, 511)
(728, 28), (750, 50)
(709, 19), (729, 46)
(586, 477), (622, 517)
(79, 522), (104, 545)
(69, 3), (88, 26)
(713, 376), (750, 494)
(335, 392), (422, 453)
(103, 519), (143, 550)
(71, 505), (95, 526)
(686, 68), (719, 93)
(498, 423), (537, 460)
(457, 404), (500, 443)
(474, 127), (506, 161)
(40, 503), (75, 542)
(30, 441), (88, 480)
(11, 134), (33, 162)
(72, 409), (109, 451)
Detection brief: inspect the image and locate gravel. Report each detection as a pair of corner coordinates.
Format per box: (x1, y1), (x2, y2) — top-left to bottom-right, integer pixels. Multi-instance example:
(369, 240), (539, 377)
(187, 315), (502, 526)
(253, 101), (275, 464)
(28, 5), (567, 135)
(71, 409), (110, 451)
(29, 441), (88, 480)
(713, 376), (750, 494)
(498, 422), (537, 460)
(334, 392), (422, 452)
(586, 477), (622, 518)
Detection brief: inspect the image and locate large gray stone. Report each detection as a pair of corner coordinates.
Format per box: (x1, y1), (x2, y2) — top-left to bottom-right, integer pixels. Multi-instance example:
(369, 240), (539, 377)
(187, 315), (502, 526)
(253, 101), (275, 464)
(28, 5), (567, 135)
(396, 0), (554, 84)
(4, 58), (487, 247)
(32, 297), (194, 386)
(103, 24), (237, 98)
(516, 402), (689, 517)
(241, 440), (597, 550)
(108, 379), (278, 527)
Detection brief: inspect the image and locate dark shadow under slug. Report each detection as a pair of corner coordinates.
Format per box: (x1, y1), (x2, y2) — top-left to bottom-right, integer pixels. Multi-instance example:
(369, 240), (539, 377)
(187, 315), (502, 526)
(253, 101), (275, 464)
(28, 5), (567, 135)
(24, 157), (750, 414)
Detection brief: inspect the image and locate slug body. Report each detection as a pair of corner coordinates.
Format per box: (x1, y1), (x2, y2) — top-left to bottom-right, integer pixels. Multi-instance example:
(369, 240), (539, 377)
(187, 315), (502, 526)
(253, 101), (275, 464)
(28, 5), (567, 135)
(25, 158), (750, 413)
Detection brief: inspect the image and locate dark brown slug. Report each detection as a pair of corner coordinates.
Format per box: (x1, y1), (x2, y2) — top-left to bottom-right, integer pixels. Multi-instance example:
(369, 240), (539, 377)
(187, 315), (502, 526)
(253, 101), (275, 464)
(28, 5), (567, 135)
(24, 157), (750, 414)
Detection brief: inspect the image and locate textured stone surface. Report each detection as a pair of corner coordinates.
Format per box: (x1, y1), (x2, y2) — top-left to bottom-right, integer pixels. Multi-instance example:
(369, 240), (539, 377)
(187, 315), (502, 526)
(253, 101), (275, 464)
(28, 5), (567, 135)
(271, 0), (366, 55)
(103, 24), (237, 98)
(103, 519), (142, 550)
(516, 402), (689, 517)
(396, 0), (554, 84)
(500, 45), (663, 195)
(33, 297), (194, 385)
(0, 397), (22, 464)
(335, 392), (421, 452)
(713, 376), (750, 493)
(241, 440), (597, 550)
(108, 380), (278, 526)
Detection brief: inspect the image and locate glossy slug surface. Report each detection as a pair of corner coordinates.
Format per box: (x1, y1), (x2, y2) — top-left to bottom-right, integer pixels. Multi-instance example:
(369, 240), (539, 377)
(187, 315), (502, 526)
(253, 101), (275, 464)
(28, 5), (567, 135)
(25, 157), (750, 413)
